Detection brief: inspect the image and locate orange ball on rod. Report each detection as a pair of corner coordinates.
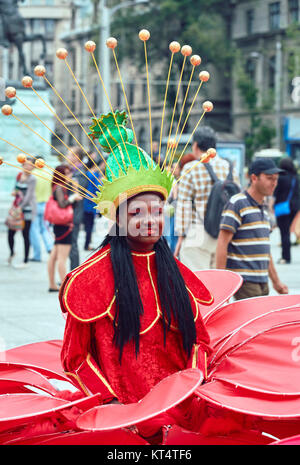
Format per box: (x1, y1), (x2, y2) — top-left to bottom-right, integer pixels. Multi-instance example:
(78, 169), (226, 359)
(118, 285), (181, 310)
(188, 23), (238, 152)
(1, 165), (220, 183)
(56, 48), (68, 60)
(34, 65), (46, 77)
(1, 105), (13, 116)
(202, 100), (214, 112)
(22, 76), (33, 88)
(190, 55), (201, 66)
(199, 71), (210, 82)
(207, 148), (217, 158)
(5, 87), (16, 99)
(106, 37), (118, 49)
(181, 45), (192, 57)
(139, 29), (150, 41)
(169, 41), (181, 53)
(85, 41), (96, 53)
(17, 153), (27, 164)
(35, 158), (45, 168)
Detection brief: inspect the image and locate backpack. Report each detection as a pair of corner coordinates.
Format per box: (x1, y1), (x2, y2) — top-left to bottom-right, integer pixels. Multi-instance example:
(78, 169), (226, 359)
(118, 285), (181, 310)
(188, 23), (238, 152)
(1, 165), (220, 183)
(203, 160), (240, 238)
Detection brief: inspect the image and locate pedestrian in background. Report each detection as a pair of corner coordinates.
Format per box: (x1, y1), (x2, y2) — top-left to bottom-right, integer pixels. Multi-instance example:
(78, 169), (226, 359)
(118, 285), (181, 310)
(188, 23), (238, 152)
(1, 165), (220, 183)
(66, 146), (89, 270)
(274, 157), (300, 264)
(83, 157), (104, 251)
(47, 165), (81, 292)
(175, 126), (239, 270)
(6, 158), (36, 269)
(216, 158), (288, 300)
(29, 157), (53, 262)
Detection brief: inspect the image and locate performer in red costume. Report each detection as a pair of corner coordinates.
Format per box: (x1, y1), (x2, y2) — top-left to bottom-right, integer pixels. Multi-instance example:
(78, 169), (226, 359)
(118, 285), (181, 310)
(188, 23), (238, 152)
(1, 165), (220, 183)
(60, 192), (213, 404)
(59, 110), (218, 439)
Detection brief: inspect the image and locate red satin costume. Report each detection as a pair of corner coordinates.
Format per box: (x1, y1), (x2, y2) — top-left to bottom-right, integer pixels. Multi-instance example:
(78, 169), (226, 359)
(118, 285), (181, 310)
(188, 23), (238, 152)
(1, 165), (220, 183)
(60, 244), (213, 407)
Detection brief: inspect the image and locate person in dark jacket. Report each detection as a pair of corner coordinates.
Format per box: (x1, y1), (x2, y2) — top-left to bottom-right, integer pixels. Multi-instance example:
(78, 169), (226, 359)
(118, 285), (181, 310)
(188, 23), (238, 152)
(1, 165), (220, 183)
(66, 146), (89, 270)
(274, 157), (300, 264)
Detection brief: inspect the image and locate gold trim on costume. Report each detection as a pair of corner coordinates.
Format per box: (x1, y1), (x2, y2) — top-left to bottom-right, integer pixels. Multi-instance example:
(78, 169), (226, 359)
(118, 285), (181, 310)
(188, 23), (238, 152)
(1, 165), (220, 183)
(192, 344), (199, 369)
(167, 287), (199, 331)
(131, 250), (156, 257)
(139, 255), (161, 334)
(63, 245), (213, 334)
(64, 371), (91, 396)
(107, 253), (160, 333)
(86, 353), (117, 397)
(63, 248), (112, 322)
(204, 351), (208, 380)
(195, 290), (214, 305)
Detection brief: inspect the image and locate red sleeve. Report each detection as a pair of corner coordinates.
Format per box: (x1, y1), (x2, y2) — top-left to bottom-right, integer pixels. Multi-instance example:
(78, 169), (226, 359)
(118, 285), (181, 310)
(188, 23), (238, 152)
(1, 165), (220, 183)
(61, 314), (117, 403)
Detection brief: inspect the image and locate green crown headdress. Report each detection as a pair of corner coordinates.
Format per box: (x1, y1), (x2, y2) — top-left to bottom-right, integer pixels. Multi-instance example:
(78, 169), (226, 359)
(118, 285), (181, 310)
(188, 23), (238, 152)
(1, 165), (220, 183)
(89, 110), (174, 219)
(0, 29), (216, 220)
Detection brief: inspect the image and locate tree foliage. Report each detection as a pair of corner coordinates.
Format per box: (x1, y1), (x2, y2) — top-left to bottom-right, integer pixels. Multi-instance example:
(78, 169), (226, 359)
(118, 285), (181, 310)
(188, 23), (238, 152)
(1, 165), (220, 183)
(235, 53), (276, 163)
(97, 0), (235, 131)
(110, 0), (233, 70)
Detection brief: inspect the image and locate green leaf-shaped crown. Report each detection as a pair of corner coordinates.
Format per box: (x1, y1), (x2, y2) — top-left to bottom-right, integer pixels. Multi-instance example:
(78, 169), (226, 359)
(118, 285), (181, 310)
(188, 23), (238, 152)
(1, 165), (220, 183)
(89, 110), (174, 219)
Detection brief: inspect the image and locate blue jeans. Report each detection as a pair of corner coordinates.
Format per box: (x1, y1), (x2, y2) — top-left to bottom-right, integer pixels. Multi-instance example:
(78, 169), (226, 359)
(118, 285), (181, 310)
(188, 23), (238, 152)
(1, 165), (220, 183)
(29, 202), (54, 260)
(164, 213), (178, 253)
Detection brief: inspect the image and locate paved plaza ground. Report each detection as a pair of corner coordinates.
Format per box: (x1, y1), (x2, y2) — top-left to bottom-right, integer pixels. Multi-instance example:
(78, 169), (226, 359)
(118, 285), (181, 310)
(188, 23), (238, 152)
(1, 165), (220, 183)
(1, 219), (299, 352)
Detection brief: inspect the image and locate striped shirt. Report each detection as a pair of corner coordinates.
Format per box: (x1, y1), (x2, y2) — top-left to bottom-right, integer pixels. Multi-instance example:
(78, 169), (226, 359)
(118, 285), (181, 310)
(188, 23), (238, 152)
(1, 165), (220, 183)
(175, 155), (240, 235)
(220, 191), (271, 283)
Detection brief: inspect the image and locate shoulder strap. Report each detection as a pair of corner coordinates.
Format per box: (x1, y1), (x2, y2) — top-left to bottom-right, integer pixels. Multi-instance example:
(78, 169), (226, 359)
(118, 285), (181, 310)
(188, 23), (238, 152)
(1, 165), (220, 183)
(288, 177), (296, 201)
(203, 162), (219, 183)
(226, 159), (234, 181)
(204, 158), (234, 183)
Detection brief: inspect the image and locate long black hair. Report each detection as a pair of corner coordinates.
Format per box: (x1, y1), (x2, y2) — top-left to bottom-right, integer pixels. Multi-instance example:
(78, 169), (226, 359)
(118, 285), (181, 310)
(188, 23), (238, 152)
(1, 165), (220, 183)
(100, 227), (196, 361)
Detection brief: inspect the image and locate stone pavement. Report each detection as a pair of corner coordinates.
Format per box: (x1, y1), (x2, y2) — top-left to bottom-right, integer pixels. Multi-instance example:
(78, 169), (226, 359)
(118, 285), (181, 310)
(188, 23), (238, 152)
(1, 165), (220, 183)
(0, 220), (299, 352)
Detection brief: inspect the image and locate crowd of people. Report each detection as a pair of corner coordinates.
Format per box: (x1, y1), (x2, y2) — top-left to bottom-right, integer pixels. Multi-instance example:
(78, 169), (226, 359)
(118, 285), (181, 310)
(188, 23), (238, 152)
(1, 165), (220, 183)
(4, 127), (300, 301)
(4, 146), (105, 292)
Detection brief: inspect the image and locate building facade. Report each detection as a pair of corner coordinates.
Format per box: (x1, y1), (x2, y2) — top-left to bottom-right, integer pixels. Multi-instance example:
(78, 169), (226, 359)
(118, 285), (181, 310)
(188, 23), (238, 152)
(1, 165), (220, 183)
(0, 1), (233, 160)
(231, 0), (300, 161)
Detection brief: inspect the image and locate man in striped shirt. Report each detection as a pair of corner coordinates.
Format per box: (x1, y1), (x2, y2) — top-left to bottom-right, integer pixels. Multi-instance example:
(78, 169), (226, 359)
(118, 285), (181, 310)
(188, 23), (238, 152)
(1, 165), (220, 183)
(216, 158), (288, 300)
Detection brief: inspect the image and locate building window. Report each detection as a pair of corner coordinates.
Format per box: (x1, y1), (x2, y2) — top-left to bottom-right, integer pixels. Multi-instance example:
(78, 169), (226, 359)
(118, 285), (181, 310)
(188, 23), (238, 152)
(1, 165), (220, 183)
(142, 81), (147, 105)
(269, 2), (281, 30)
(246, 9), (254, 34)
(116, 83), (122, 107)
(245, 58), (256, 81)
(31, 18), (44, 35)
(45, 60), (53, 79)
(288, 0), (299, 23)
(139, 127), (146, 147)
(45, 19), (55, 39)
(71, 89), (76, 113)
(268, 55), (276, 88)
(69, 48), (76, 73)
(129, 82), (134, 106)
(93, 84), (98, 112)
(287, 52), (296, 96)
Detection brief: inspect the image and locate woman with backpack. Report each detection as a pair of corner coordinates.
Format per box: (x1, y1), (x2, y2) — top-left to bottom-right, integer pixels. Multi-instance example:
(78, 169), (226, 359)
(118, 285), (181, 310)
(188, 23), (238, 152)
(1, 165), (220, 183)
(6, 158), (36, 268)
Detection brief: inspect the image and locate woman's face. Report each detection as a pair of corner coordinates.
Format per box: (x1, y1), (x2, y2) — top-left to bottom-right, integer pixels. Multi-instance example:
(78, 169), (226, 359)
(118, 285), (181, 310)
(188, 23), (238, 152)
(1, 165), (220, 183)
(118, 192), (165, 252)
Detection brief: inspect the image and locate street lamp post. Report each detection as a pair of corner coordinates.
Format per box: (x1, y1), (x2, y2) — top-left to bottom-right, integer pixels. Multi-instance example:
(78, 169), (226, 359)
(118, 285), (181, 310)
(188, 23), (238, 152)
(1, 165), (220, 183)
(98, 0), (149, 115)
